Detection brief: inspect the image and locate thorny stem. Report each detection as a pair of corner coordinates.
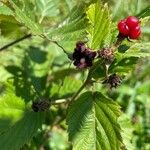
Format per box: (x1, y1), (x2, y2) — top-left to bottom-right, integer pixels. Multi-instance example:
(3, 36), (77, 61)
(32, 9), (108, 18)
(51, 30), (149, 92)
(0, 34), (32, 51)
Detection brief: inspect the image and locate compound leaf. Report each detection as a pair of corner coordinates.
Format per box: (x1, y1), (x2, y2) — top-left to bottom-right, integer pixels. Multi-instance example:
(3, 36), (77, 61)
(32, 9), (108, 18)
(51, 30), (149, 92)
(86, 0), (111, 49)
(36, 0), (60, 20)
(67, 91), (122, 150)
(46, 4), (89, 43)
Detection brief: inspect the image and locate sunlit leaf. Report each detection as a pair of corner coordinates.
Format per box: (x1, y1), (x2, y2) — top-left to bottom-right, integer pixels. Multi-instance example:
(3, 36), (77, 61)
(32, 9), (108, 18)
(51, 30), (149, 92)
(86, 0), (111, 49)
(67, 91), (122, 150)
(8, 0), (43, 34)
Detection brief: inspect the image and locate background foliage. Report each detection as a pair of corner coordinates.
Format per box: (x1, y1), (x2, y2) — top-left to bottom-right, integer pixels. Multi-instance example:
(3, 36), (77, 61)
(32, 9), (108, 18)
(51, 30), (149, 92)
(0, 0), (150, 150)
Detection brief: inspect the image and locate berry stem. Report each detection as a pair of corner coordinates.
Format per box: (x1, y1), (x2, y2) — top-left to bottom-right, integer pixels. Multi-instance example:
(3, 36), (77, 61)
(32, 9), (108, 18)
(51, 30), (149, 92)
(51, 98), (70, 105)
(69, 60), (104, 104)
(69, 70), (91, 104)
(0, 34), (32, 51)
(104, 64), (109, 78)
(43, 34), (71, 59)
(52, 41), (72, 59)
(111, 34), (125, 52)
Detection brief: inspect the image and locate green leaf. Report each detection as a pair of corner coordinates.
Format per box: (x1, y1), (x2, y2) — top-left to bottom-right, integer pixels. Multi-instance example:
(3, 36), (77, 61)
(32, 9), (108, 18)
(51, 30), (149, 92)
(86, 0), (111, 49)
(50, 76), (82, 99)
(140, 16), (150, 27)
(8, 0), (43, 34)
(0, 21), (22, 38)
(88, 59), (105, 80)
(109, 43), (150, 75)
(118, 114), (134, 150)
(0, 3), (14, 16)
(46, 4), (89, 42)
(36, 0), (60, 20)
(0, 92), (44, 150)
(0, 3), (20, 38)
(67, 91), (122, 150)
(116, 43), (150, 61)
(136, 5), (150, 18)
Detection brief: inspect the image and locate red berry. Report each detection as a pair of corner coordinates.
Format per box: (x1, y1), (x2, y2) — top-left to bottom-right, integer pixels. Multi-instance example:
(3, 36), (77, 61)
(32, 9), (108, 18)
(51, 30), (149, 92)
(118, 20), (129, 36)
(126, 16), (139, 29)
(129, 25), (141, 39)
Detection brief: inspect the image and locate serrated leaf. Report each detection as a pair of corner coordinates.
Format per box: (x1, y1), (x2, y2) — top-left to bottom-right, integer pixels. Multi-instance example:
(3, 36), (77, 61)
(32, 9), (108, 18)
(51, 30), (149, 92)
(140, 16), (150, 26)
(116, 43), (150, 61)
(46, 4), (89, 42)
(36, 0), (60, 20)
(118, 114), (134, 150)
(8, 0), (43, 34)
(110, 43), (150, 75)
(0, 92), (44, 150)
(86, 0), (111, 49)
(67, 91), (122, 150)
(0, 3), (14, 16)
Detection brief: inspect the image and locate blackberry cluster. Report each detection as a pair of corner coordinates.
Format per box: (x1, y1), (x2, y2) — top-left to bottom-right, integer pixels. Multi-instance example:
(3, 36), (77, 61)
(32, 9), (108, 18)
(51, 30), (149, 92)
(103, 74), (122, 88)
(72, 42), (96, 69)
(98, 48), (114, 64)
(32, 100), (50, 112)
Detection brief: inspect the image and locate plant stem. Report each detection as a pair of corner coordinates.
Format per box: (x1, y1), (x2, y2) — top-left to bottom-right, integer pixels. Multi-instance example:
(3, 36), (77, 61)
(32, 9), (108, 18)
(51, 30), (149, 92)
(69, 71), (91, 104)
(112, 34), (125, 52)
(105, 64), (109, 78)
(51, 99), (69, 105)
(43, 34), (71, 59)
(52, 41), (72, 59)
(0, 33), (70, 59)
(0, 34), (32, 51)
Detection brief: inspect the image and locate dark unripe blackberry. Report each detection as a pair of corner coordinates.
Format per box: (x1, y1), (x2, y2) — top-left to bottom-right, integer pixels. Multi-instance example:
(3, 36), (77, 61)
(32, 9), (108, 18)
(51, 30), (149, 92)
(85, 49), (96, 59)
(76, 41), (85, 48)
(32, 100), (50, 112)
(72, 42), (96, 69)
(103, 73), (122, 88)
(76, 41), (86, 52)
(98, 48), (114, 64)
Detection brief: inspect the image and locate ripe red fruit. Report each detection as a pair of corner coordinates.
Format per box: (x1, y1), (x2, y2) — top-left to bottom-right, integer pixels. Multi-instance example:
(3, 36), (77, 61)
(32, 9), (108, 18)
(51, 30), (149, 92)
(126, 16), (139, 29)
(118, 20), (129, 36)
(129, 25), (141, 39)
